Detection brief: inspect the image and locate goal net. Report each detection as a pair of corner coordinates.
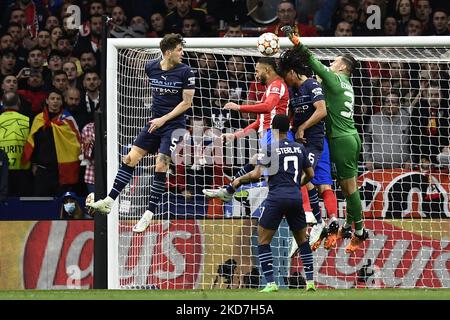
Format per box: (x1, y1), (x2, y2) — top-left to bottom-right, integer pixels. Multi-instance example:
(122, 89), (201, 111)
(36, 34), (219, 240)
(106, 37), (450, 289)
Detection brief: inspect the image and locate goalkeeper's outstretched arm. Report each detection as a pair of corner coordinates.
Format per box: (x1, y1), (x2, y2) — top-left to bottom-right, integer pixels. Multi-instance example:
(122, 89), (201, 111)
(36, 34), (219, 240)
(282, 25), (337, 84)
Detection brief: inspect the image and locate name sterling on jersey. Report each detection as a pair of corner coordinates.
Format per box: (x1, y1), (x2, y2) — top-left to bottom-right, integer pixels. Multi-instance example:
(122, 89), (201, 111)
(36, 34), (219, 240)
(276, 146), (302, 155)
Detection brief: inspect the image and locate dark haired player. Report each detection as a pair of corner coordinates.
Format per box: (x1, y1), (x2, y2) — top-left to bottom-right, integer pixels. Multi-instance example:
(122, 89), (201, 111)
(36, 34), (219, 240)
(279, 49), (338, 251)
(203, 57), (292, 201)
(87, 33), (195, 233)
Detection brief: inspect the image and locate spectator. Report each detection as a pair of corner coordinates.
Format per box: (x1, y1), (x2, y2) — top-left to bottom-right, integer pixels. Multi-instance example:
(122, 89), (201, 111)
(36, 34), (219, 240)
(8, 8), (27, 29)
(165, 0), (206, 34)
(411, 85), (450, 166)
(81, 122), (95, 193)
(223, 22), (244, 37)
(1, 75), (32, 119)
(110, 5), (128, 38)
(128, 15), (149, 38)
(382, 16), (398, 36)
(0, 92), (32, 196)
(266, 0), (318, 37)
(36, 29), (51, 57)
(6, 22), (24, 49)
(45, 15), (60, 31)
(52, 69), (69, 92)
(50, 26), (63, 50)
(47, 49), (63, 74)
(79, 50), (97, 73)
(395, 0), (415, 35)
(111, 5), (127, 28)
(22, 89), (81, 196)
(334, 21), (352, 36)
(182, 16), (202, 37)
(16, 69), (47, 115)
(74, 14), (103, 57)
(333, 2), (359, 34)
(0, 49), (16, 85)
(429, 9), (450, 35)
(89, 0), (105, 16)
(64, 87), (92, 131)
(148, 12), (168, 37)
(415, 0), (433, 35)
(60, 191), (86, 219)
(192, 52), (219, 110)
(56, 35), (75, 63)
(226, 55), (248, 103)
(79, 70), (100, 118)
(406, 18), (423, 36)
(208, 79), (243, 132)
(8, 0), (49, 38)
(363, 92), (411, 170)
(0, 34), (15, 50)
(62, 60), (79, 89)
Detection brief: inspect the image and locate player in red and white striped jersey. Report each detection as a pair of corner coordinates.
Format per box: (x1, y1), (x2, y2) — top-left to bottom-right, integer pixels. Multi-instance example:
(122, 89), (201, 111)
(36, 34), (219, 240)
(203, 57), (293, 201)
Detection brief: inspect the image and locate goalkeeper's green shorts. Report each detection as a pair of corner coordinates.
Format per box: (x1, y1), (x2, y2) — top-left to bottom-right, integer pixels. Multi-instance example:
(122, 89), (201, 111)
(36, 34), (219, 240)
(328, 133), (361, 181)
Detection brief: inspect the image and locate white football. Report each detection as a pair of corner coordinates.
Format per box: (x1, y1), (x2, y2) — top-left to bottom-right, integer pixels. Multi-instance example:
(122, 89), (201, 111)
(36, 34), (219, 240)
(257, 32), (280, 56)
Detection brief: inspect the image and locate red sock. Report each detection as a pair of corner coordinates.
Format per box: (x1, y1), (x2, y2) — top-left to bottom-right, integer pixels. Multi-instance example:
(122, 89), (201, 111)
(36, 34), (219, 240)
(301, 186), (312, 212)
(322, 189), (337, 219)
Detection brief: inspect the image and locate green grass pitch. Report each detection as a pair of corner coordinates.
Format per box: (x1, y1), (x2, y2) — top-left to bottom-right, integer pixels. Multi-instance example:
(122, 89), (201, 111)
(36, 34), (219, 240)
(1, 289), (449, 300)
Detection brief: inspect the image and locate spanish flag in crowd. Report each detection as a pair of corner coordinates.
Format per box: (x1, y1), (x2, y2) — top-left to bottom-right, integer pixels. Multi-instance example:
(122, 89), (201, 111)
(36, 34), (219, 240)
(22, 108), (81, 185)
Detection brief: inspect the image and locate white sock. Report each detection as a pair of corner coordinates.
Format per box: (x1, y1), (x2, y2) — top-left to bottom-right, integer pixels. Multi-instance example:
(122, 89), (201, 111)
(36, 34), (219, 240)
(143, 210), (154, 219)
(355, 229), (363, 236)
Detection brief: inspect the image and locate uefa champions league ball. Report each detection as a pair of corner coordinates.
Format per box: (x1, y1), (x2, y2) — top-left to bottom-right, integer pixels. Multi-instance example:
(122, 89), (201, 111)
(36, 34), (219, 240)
(257, 32), (280, 56)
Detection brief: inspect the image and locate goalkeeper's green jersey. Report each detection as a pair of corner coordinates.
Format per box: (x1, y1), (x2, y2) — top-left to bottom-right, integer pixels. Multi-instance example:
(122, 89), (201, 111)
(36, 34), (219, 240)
(295, 44), (358, 138)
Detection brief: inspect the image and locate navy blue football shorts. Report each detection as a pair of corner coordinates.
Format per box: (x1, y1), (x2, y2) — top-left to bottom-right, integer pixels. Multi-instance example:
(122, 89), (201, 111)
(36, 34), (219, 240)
(133, 123), (184, 157)
(258, 196), (307, 232)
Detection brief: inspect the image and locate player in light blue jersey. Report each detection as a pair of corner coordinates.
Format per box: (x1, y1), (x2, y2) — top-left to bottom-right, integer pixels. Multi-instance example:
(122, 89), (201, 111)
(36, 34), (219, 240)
(87, 34), (195, 233)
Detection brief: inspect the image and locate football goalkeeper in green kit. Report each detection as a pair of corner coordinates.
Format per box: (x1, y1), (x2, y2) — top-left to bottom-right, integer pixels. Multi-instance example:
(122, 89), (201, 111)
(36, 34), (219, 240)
(282, 26), (368, 253)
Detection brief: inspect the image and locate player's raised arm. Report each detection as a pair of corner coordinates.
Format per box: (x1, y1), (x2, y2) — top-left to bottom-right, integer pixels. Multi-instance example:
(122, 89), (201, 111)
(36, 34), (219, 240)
(282, 25), (337, 84)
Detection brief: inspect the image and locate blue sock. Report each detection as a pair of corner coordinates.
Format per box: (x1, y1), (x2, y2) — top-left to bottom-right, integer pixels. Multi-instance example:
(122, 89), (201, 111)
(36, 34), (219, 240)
(298, 241), (314, 281)
(258, 244), (274, 283)
(308, 188), (322, 223)
(147, 172), (166, 213)
(108, 163), (135, 200)
(226, 163), (255, 194)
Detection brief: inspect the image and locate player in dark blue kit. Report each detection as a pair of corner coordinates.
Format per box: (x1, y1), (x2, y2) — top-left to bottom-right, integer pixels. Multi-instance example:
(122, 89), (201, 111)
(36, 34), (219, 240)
(280, 49), (339, 251)
(87, 34), (195, 233)
(229, 114), (316, 292)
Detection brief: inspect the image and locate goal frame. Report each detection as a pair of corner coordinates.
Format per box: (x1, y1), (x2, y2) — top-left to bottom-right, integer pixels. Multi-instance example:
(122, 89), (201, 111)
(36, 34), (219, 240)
(106, 36), (450, 289)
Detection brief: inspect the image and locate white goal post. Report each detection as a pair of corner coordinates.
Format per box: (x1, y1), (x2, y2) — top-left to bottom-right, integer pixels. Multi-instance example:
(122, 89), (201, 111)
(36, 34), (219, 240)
(106, 36), (450, 290)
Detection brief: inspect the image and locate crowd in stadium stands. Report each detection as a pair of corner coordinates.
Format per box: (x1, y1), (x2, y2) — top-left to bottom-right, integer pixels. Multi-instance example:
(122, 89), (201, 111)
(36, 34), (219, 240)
(0, 0), (449, 209)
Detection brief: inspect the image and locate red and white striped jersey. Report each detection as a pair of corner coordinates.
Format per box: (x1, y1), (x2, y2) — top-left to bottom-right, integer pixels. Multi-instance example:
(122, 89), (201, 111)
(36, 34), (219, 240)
(236, 77), (289, 137)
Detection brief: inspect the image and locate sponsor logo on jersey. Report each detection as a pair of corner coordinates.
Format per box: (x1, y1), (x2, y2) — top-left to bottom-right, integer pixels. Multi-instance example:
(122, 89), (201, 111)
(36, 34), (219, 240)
(312, 87), (323, 97)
